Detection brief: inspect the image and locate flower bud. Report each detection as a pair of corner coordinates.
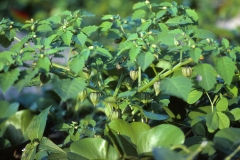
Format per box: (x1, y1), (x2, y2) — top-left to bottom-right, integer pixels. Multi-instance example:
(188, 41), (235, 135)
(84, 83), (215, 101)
(90, 92), (101, 106)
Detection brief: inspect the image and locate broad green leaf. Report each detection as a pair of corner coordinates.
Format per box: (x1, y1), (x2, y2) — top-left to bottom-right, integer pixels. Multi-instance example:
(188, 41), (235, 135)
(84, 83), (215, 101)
(47, 15), (61, 24)
(53, 78), (87, 101)
(188, 106), (211, 119)
(0, 51), (14, 71)
(136, 52), (154, 71)
(186, 9), (198, 21)
(133, 2), (146, 10)
(137, 124), (184, 154)
(155, 60), (172, 70)
(132, 9), (146, 20)
(81, 25), (98, 36)
(166, 16), (193, 26)
(21, 143), (37, 160)
(48, 152), (68, 160)
(189, 48), (202, 63)
(216, 97), (228, 111)
(159, 2), (172, 7)
(76, 33), (87, 45)
(143, 110), (169, 120)
(37, 24), (52, 32)
(192, 123), (206, 137)
(108, 119), (150, 145)
(0, 68), (20, 93)
(68, 152), (88, 160)
(206, 112), (230, 133)
(95, 47), (113, 58)
(26, 107), (51, 141)
(187, 89), (203, 104)
(0, 34), (12, 48)
(168, 6), (178, 16)
(0, 101), (19, 124)
(5, 29), (16, 41)
(230, 108), (240, 121)
(221, 38), (229, 48)
(101, 14), (114, 20)
(162, 106), (175, 118)
(226, 85), (238, 98)
(69, 49), (90, 74)
(214, 57), (235, 85)
(70, 138), (119, 160)
(160, 76), (192, 102)
(194, 29), (216, 39)
(194, 64), (216, 91)
(117, 90), (137, 98)
(99, 21), (113, 32)
(129, 45), (141, 62)
(0, 110), (34, 145)
(153, 147), (185, 160)
(36, 56), (51, 73)
(62, 31), (73, 46)
(139, 20), (152, 31)
(39, 137), (65, 153)
(213, 128), (240, 157)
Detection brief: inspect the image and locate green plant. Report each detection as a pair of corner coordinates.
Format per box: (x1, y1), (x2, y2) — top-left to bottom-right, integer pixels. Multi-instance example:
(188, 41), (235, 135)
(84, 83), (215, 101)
(0, 1), (240, 160)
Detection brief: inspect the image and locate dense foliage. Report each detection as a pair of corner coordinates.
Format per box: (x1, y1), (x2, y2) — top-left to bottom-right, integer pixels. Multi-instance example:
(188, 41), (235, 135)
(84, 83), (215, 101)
(0, 1), (240, 159)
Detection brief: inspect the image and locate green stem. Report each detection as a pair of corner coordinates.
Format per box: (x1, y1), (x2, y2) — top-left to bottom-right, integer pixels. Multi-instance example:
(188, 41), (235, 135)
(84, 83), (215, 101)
(138, 66), (141, 88)
(187, 141), (208, 160)
(150, 63), (157, 76)
(113, 72), (125, 97)
(170, 145), (191, 154)
(224, 145), (240, 160)
(138, 58), (193, 93)
(205, 92), (214, 113)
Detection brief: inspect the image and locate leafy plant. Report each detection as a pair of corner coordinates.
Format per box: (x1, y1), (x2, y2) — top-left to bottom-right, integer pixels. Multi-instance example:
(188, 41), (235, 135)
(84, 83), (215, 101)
(0, 0), (240, 159)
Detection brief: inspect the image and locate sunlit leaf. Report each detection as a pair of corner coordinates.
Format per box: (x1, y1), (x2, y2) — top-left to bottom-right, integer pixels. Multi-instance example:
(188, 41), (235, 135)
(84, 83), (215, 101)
(62, 31), (73, 46)
(187, 89), (203, 104)
(186, 9), (198, 21)
(136, 51), (154, 71)
(206, 112), (230, 133)
(0, 68), (20, 93)
(81, 25), (98, 36)
(36, 56), (51, 73)
(132, 9), (146, 20)
(216, 97), (228, 111)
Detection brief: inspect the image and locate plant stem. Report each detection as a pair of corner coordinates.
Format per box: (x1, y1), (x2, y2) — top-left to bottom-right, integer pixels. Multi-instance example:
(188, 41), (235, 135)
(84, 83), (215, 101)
(224, 145), (240, 160)
(138, 66), (141, 88)
(205, 92), (214, 112)
(150, 63), (157, 76)
(113, 72), (125, 97)
(170, 145), (191, 153)
(137, 58), (193, 93)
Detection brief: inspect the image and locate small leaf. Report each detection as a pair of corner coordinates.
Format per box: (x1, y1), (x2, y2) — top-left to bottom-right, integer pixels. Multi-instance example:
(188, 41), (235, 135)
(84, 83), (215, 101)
(37, 24), (52, 32)
(39, 137), (65, 153)
(216, 97), (228, 112)
(101, 14), (114, 20)
(136, 52), (154, 71)
(230, 108), (240, 121)
(62, 31), (73, 46)
(156, 10), (167, 19)
(0, 68), (20, 93)
(129, 45), (141, 62)
(36, 57), (51, 73)
(221, 38), (229, 48)
(100, 21), (113, 32)
(5, 29), (16, 41)
(186, 9), (198, 21)
(133, 2), (146, 10)
(189, 48), (202, 63)
(160, 76), (192, 102)
(132, 10), (146, 20)
(95, 47), (112, 58)
(214, 57), (235, 85)
(166, 16), (193, 26)
(26, 107), (51, 141)
(76, 33), (87, 45)
(194, 29), (216, 39)
(118, 90), (137, 98)
(81, 25), (98, 36)
(187, 89), (203, 104)
(53, 78), (87, 101)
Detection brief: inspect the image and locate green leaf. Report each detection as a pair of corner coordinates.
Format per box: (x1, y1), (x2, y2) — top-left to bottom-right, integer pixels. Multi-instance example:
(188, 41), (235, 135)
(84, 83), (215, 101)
(76, 33), (87, 45)
(206, 112), (230, 133)
(100, 21), (113, 32)
(187, 89), (203, 104)
(37, 24), (52, 32)
(156, 10), (167, 19)
(194, 29), (216, 39)
(81, 25), (98, 36)
(230, 108), (240, 121)
(133, 2), (146, 10)
(0, 110), (34, 145)
(62, 31), (73, 46)
(5, 29), (16, 41)
(0, 68), (20, 93)
(0, 101), (19, 124)
(166, 16), (193, 26)
(189, 48), (202, 63)
(214, 56), (235, 85)
(194, 64), (216, 91)
(155, 60), (172, 70)
(136, 52), (154, 71)
(101, 14), (114, 20)
(137, 124), (184, 154)
(0, 34), (13, 48)
(216, 97), (228, 111)
(129, 45), (141, 62)
(153, 147), (185, 160)
(221, 38), (229, 48)
(26, 107), (51, 141)
(69, 49), (90, 74)
(36, 57), (51, 73)
(22, 143), (37, 160)
(160, 76), (192, 102)
(188, 106), (212, 120)
(39, 137), (65, 153)
(186, 9), (199, 21)
(143, 110), (169, 120)
(213, 127), (240, 157)
(117, 90), (137, 98)
(53, 78), (87, 101)
(95, 47), (113, 58)
(132, 9), (146, 20)
(70, 138), (119, 160)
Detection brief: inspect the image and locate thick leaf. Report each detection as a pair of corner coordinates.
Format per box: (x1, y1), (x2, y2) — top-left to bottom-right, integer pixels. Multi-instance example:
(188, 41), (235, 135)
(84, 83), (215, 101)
(160, 76), (192, 102)
(194, 64), (216, 91)
(0, 101), (19, 123)
(81, 25), (98, 36)
(214, 56), (235, 85)
(206, 112), (230, 133)
(136, 51), (154, 71)
(36, 57), (51, 73)
(0, 110), (34, 145)
(213, 128), (240, 157)
(53, 78), (87, 101)
(26, 107), (51, 141)
(153, 147), (185, 160)
(62, 31), (73, 46)
(0, 68), (20, 93)
(216, 97), (228, 111)
(187, 89), (203, 104)
(70, 138), (119, 160)
(39, 137), (65, 153)
(108, 119), (150, 145)
(137, 124), (185, 154)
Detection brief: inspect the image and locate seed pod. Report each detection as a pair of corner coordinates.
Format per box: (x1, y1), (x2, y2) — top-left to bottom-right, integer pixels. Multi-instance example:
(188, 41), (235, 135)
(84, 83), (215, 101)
(90, 92), (101, 106)
(123, 77), (133, 90)
(182, 67), (192, 77)
(153, 81), (161, 96)
(78, 89), (87, 102)
(130, 70), (138, 81)
(141, 92), (151, 104)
